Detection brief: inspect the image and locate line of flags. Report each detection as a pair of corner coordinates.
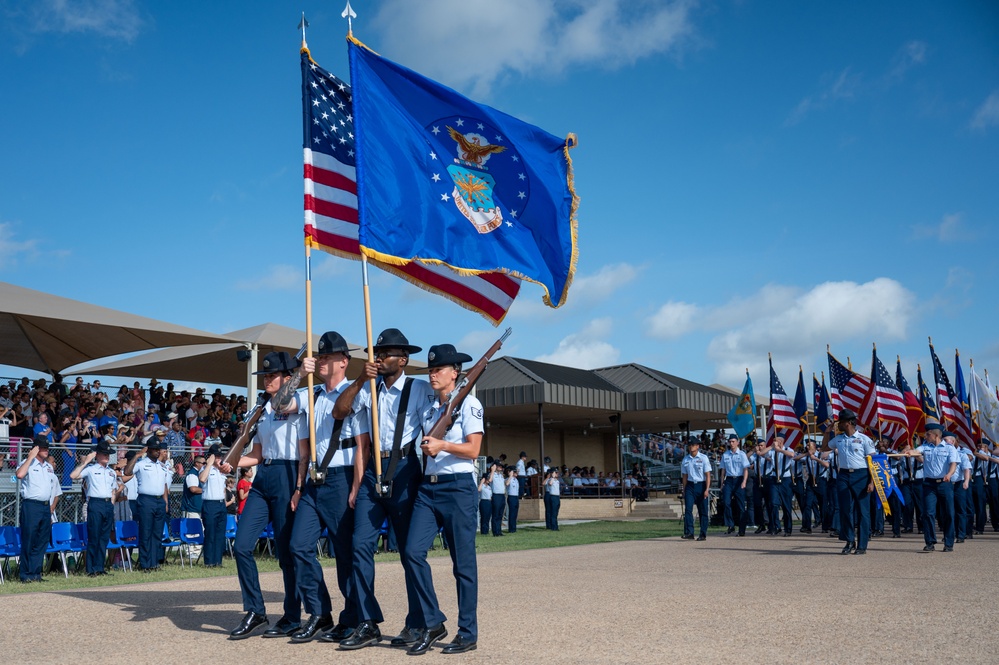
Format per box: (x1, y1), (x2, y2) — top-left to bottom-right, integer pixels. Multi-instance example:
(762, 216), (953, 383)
(727, 342), (999, 451)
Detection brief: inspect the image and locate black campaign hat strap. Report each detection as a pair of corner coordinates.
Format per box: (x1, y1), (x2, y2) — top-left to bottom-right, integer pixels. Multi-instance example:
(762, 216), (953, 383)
(384, 378), (414, 483)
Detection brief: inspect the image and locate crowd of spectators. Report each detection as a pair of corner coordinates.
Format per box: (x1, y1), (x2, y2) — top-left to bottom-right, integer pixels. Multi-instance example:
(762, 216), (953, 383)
(0, 375), (249, 489)
(626, 429), (731, 464)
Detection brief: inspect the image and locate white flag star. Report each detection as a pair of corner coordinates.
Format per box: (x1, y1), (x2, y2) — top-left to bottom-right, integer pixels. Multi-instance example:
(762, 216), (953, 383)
(441, 193), (450, 201)
(432, 173), (441, 182)
(430, 151), (437, 160)
(456, 118), (464, 127)
(517, 191), (526, 199)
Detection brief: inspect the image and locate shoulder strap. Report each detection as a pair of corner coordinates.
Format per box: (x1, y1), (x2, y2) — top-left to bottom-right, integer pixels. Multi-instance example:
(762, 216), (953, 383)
(384, 378), (414, 482)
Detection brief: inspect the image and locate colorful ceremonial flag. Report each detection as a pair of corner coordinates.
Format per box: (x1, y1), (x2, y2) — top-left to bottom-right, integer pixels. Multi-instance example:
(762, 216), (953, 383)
(895, 358), (924, 445)
(917, 364), (939, 425)
(793, 367), (809, 437)
(300, 48), (521, 325)
(970, 368), (999, 442)
(954, 351), (981, 442)
(929, 342), (974, 447)
(727, 371), (757, 439)
(347, 38), (578, 309)
(828, 351), (872, 417)
(767, 358), (803, 447)
(858, 348), (908, 445)
(813, 374), (833, 432)
(867, 453), (905, 516)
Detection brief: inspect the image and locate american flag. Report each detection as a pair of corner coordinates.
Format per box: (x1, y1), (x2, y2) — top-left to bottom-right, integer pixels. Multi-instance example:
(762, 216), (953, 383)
(929, 343), (974, 447)
(828, 352), (871, 417)
(858, 348), (908, 445)
(767, 359), (803, 447)
(895, 358), (924, 445)
(300, 50), (520, 325)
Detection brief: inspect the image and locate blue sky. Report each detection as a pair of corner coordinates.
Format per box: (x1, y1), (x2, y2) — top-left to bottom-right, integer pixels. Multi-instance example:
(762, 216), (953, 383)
(1, 0), (997, 396)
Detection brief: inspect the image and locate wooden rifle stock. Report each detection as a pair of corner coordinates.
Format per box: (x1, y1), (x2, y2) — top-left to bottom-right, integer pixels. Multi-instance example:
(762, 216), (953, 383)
(425, 328), (511, 442)
(221, 343), (308, 469)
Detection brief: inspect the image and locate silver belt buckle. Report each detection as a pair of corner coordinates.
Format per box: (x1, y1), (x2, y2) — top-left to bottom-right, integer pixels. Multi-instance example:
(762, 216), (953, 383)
(429, 475), (438, 484)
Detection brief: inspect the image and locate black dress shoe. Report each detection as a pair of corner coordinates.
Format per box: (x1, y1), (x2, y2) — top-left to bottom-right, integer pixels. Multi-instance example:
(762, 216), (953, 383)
(956, 538), (965, 543)
(921, 545), (935, 552)
(263, 617), (301, 638)
(319, 623), (355, 643)
(441, 634), (477, 654)
(853, 548), (867, 555)
(695, 535), (706, 541)
(390, 626), (422, 647)
(289, 614), (333, 643)
(681, 534), (694, 540)
(736, 532), (745, 537)
(339, 620), (382, 650)
(229, 612), (269, 640)
(841, 542), (855, 555)
(891, 534), (901, 538)
(407, 624), (448, 656)
(783, 532), (792, 537)
(942, 546), (954, 552)
(726, 527), (735, 534)
(754, 526), (766, 534)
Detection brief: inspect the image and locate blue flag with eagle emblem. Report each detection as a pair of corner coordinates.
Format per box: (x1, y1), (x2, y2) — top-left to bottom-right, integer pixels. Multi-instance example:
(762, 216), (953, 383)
(347, 37), (579, 308)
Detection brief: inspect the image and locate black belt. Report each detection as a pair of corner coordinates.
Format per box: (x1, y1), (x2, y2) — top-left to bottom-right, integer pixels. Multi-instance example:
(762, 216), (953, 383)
(88, 497), (113, 502)
(842, 468), (865, 473)
(424, 473), (473, 484)
(23, 498), (48, 504)
(380, 442), (415, 459)
(925, 478), (944, 484)
(202, 499), (225, 503)
(262, 458), (297, 465)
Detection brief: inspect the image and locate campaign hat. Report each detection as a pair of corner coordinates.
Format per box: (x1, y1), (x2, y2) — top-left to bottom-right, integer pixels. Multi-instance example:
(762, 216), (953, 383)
(317, 331), (350, 356)
(207, 444), (223, 457)
(367, 328), (421, 354)
(924, 422), (944, 433)
(93, 440), (113, 456)
(253, 351), (300, 375)
(838, 408), (858, 422)
(727, 433), (740, 441)
(146, 436), (163, 450)
(33, 435), (50, 449)
(427, 344), (473, 368)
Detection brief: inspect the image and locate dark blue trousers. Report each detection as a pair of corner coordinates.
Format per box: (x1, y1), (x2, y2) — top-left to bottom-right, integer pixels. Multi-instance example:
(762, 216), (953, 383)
(490, 494), (505, 535)
(953, 482), (970, 539)
(478, 498), (491, 534)
(18, 499), (51, 581)
(201, 500), (226, 566)
(769, 478), (793, 535)
(136, 494), (166, 570)
(803, 478), (824, 531)
(837, 470), (871, 549)
(900, 482), (915, 530)
(544, 493), (560, 530)
(922, 479), (954, 547)
(350, 452), (421, 627)
(972, 476), (987, 533)
(911, 480), (925, 531)
(987, 478), (999, 531)
(85, 498), (114, 574)
(507, 495), (519, 533)
(290, 466), (356, 624)
(871, 493), (885, 533)
(404, 474), (478, 639)
(233, 461), (300, 621)
(683, 481), (708, 537)
(750, 477), (765, 527)
(721, 477), (746, 534)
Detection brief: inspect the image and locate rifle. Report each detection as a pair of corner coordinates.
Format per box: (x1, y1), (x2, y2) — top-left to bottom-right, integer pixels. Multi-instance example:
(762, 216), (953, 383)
(423, 328), (512, 445)
(221, 343), (308, 469)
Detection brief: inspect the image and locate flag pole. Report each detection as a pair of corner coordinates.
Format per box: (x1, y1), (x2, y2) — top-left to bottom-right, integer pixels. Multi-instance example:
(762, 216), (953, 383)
(361, 255), (385, 490)
(305, 238), (318, 467)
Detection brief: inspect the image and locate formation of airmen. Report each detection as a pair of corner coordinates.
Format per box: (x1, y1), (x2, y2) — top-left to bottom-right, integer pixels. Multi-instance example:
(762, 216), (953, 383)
(685, 408), (999, 555)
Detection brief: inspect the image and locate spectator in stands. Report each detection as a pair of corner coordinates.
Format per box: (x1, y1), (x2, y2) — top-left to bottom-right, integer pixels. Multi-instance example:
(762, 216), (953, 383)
(53, 413), (80, 488)
(226, 476), (238, 514)
(236, 467), (253, 515)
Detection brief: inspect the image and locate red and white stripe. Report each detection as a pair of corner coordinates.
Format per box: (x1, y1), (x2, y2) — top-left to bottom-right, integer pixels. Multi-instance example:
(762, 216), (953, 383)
(304, 148), (520, 324)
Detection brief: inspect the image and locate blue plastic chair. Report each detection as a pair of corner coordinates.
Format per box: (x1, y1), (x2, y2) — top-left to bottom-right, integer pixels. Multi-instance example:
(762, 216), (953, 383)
(114, 520), (138, 572)
(46, 522), (80, 578)
(225, 514), (238, 557)
(177, 518), (204, 564)
(163, 521), (185, 568)
(72, 523), (89, 572)
(258, 522), (274, 556)
(0, 526), (19, 584)
(317, 527), (331, 559)
(378, 518), (390, 552)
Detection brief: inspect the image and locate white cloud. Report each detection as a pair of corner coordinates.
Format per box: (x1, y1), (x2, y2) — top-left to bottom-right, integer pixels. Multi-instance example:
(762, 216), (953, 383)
(887, 40), (927, 79)
(786, 68), (861, 126)
(28, 0), (144, 42)
(508, 261), (639, 320)
(235, 264), (301, 292)
(971, 90), (999, 130)
(0, 221), (40, 264)
(912, 213), (972, 243)
(371, 0), (696, 97)
(646, 301), (699, 339)
(535, 317), (620, 369)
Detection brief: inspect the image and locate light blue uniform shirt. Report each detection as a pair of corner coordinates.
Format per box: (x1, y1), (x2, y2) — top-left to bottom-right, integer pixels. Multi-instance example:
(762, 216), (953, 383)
(202, 466), (227, 501)
(490, 468), (507, 495)
(951, 448), (973, 483)
(479, 479), (492, 501)
(79, 463), (118, 499)
(314, 378), (367, 468)
(681, 452), (712, 482)
(764, 450), (793, 478)
(252, 388), (308, 460)
(720, 449), (749, 478)
(508, 477), (519, 495)
(21, 458), (55, 501)
(421, 394), (484, 475)
(133, 456), (171, 496)
(355, 373), (435, 453)
(917, 442), (960, 479)
(828, 432), (876, 470)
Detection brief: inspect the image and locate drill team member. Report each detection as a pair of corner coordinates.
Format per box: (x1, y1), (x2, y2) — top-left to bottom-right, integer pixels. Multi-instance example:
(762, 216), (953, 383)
(70, 440), (121, 576)
(16, 436), (56, 582)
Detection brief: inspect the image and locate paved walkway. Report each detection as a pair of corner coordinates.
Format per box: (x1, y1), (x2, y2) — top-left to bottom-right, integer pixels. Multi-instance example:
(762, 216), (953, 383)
(3, 531), (998, 664)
